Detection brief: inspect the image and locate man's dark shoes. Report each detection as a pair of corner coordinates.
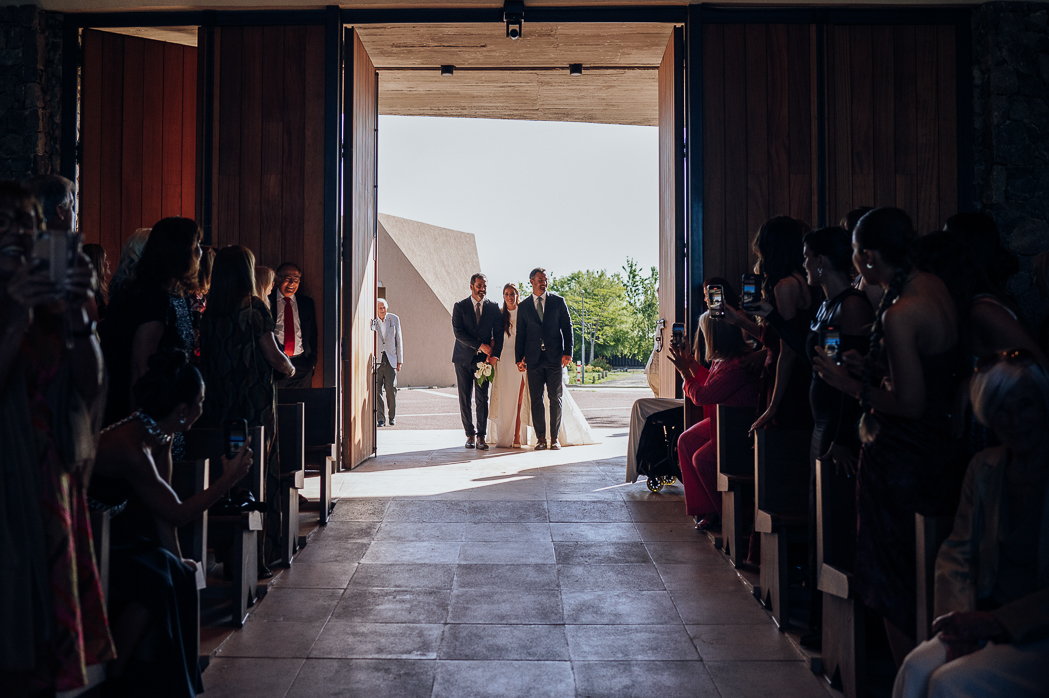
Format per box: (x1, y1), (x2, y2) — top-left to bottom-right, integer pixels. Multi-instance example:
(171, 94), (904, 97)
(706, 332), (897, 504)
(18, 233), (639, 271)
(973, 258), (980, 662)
(550, 441), (561, 451)
(377, 422), (385, 427)
(465, 435), (476, 449)
(535, 441), (548, 451)
(389, 419), (396, 426)
(476, 440), (489, 451)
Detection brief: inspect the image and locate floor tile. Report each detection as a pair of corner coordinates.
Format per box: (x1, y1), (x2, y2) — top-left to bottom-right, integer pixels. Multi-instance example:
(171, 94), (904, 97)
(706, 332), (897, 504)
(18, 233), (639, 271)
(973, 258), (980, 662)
(572, 660), (721, 698)
(448, 588), (563, 624)
(431, 660), (575, 698)
(558, 564), (665, 591)
(453, 563), (559, 590)
(271, 562), (357, 590)
(565, 624), (699, 660)
(687, 624), (802, 661)
(216, 620), (325, 658)
(438, 624), (570, 660)
(249, 588), (344, 623)
(384, 500), (470, 522)
(547, 500), (631, 522)
(669, 589), (772, 625)
(625, 500), (693, 522)
(634, 522), (706, 541)
(347, 563), (456, 590)
(549, 523), (639, 541)
(457, 540), (556, 564)
(203, 658), (305, 698)
(360, 540), (462, 564)
(284, 658), (435, 698)
(291, 541), (369, 565)
(644, 541), (722, 565)
(467, 500), (548, 522)
(329, 499), (389, 521)
(330, 588), (451, 624)
(373, 521), (466, 541)
(310, 621), (443, 659)
(462, 522), (551, 541)
(656, 563), (747, 593)
(553, 541), (652, 565)
(704, 661), (828, 698)
(562, 590), (681, 624)
(309, 520), (380, 541)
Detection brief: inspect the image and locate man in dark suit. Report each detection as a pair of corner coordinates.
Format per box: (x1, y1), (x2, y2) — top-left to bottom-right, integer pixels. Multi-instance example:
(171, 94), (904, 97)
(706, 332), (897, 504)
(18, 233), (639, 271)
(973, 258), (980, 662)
(515, 267), (574, 450)
(451, 273), (504, 450)
(270, 262), (317, 389)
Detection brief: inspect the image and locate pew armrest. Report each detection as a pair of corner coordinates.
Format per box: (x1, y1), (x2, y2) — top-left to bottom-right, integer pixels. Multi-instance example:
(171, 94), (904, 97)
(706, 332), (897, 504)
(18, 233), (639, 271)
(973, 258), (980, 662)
(819, 563), (854, 599)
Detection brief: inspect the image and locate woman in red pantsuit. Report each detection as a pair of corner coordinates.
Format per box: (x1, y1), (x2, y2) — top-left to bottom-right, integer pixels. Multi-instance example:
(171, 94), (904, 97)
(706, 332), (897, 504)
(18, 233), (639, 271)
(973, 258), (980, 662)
(669, 311), (760, 529)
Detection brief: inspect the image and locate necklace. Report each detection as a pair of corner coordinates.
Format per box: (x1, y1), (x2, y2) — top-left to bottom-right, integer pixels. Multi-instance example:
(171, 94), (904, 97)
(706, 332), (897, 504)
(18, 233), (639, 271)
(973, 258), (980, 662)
(101, 410), (173, 445)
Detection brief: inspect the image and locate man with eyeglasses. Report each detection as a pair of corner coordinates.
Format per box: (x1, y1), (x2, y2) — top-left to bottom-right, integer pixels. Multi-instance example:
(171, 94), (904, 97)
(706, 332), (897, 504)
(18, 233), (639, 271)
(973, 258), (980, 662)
(269, 263), (317, 388)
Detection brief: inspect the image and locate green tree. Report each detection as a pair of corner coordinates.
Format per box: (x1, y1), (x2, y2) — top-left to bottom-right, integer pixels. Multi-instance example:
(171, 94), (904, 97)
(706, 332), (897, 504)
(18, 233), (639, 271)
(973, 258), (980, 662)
(620, 258), (659, 361)
(548, 270), (631, 363)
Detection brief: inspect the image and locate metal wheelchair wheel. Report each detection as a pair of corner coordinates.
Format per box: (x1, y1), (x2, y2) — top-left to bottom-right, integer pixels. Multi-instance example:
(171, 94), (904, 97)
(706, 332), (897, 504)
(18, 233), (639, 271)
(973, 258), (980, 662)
(646, 476), (664, 493)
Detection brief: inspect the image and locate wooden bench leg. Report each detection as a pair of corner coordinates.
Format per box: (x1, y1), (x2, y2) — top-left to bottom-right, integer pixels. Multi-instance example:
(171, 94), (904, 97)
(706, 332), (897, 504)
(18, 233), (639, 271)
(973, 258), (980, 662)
(759, 529), (789, 628)
(822, 592), (866, 698)
(279, 478), (302, 566)
(318, 456), (333, 525)
(231, 526), (258, 627)
(722, 488), (744, 567)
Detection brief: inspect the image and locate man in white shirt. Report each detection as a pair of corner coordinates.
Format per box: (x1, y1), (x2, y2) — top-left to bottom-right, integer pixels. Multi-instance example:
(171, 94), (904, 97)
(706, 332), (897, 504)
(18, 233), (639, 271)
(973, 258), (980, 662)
(269, 263), (318, 389)
(371, 298), (403, 426)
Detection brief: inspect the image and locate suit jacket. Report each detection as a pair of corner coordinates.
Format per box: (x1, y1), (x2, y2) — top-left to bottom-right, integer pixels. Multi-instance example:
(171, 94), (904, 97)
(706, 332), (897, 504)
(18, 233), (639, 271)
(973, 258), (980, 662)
(515, 292), (574, 366)
(935, 445), (1049, 644)
(269, 291), (318, 369)
(451, 296), (504, 366)
(371, 313), (403, 366)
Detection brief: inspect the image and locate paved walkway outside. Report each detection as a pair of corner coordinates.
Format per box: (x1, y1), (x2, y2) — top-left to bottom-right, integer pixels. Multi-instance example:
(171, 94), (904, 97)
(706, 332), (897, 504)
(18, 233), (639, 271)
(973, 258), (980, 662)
(203, 429), (832, 698)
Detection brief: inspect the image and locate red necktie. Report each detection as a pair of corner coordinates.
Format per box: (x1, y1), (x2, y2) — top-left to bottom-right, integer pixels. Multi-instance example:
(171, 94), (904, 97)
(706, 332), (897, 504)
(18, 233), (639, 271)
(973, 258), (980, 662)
(283, 297), (296, 357)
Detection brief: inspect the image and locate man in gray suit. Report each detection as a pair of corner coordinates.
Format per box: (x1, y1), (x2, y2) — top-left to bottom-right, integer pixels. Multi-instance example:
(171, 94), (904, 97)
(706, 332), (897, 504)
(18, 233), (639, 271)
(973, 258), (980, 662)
(371, 298), (403, 426)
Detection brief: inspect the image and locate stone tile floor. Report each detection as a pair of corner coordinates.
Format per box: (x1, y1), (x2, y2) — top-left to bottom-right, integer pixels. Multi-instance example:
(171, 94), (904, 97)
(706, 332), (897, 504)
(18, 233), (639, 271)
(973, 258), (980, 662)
(206, 429), (832, 697)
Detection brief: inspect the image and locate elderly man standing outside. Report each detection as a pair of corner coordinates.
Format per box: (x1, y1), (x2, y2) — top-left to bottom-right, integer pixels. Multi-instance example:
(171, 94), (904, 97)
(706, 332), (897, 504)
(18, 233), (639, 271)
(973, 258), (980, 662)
(371, 298), (402, 426)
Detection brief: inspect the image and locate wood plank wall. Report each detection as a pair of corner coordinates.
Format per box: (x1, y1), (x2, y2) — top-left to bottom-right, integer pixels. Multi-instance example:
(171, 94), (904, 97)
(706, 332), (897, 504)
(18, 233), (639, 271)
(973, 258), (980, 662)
(209, 25), (326, 388)
(657, 28), (684, 399)
(701, 23), (814, 292)
(825, 25), (958, 234)
(80, 29), (196, 257)
(345, 29), (378, 468)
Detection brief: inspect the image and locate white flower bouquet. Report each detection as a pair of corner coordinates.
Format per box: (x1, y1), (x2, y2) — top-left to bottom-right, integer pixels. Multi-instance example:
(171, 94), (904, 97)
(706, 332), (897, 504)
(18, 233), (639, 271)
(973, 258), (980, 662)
(474, 360), (495, 388)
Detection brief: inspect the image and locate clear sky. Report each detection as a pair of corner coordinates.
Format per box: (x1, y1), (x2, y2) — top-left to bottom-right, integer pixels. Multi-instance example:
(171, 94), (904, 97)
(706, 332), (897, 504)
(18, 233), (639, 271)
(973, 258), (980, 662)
(377, 115), (659, 294)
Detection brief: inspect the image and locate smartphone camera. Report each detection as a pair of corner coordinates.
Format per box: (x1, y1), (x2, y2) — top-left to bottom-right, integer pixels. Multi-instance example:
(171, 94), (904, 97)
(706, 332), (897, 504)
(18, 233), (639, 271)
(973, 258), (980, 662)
(707, 285), (725, 319)
(741, 274), (761, 310)
(671, 322), (686, 349)
(223, 419), (249, 460)
(31, 230), (82, 290)
(821, 327), (842, 364)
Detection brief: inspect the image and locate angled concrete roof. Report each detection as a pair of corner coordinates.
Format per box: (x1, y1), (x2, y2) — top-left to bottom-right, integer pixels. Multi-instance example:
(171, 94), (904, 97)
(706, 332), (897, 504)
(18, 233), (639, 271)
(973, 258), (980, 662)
(378, 213), (482, 312)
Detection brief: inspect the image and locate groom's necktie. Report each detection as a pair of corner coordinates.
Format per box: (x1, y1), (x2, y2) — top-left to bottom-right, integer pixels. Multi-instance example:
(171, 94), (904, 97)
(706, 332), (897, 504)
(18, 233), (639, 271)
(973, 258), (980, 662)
(475, 301), (481, 324)
(536, 296), (544, 322)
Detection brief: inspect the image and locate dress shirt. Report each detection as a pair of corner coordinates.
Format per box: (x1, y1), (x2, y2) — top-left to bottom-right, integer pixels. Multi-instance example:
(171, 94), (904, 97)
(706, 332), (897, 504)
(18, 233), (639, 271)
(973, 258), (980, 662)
(275, 293), (304, 357)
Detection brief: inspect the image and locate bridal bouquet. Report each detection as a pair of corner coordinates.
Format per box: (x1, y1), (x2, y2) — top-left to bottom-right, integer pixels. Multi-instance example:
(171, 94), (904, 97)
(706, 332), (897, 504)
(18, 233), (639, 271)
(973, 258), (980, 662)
(475, 360), (495, 388)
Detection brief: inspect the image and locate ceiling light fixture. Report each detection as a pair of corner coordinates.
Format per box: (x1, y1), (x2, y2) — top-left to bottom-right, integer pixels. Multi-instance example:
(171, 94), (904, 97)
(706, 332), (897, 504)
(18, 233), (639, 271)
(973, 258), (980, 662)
(504, 1), (523, 40)
(569, 64), (583, 76)
(441, 65), (454, 76)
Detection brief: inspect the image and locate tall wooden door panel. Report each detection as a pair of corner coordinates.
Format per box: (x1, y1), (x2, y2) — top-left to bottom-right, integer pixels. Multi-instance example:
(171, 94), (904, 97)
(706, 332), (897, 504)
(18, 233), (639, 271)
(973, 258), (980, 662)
(657, 27), (685, 399)
(80, 29), (196, 256)
(207, 25), (326, 388)
(343, 28), (377, 469)
(701, 23), (815, 292)
(825, 24), (958, 233)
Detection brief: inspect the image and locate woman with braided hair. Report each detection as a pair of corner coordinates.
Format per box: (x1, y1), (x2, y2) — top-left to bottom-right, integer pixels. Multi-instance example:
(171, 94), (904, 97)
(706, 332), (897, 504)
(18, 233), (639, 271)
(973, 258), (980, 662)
(814, 207), (967, 666)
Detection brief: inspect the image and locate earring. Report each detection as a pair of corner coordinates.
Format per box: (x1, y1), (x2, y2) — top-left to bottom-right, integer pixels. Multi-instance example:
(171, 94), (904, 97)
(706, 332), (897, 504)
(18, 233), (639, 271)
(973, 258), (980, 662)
(179, 417), (187, 426)
(817, 265), (823, 278)
(866, 263), (874, 269)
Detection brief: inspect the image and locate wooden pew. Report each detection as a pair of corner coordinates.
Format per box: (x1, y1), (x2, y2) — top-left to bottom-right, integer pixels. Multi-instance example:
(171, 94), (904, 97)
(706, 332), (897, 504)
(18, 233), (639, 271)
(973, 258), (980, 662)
(816, 457), (865, 698)
(753, 427), (810, 629)
(716, 405), (756, 567)
(915, 513), (954, 641)
(170, 458), (210, 566)
(278, 387), (338, 524)
(276, 402), (306, 566)
(183, 426), (265, 627)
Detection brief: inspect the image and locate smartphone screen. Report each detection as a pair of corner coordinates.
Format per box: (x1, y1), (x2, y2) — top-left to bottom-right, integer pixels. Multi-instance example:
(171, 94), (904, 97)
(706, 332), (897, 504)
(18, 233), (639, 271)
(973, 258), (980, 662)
(671, 322), (685, 348)
(823, 330), (841, 363)
(708, 286), (725, 318)
(223, 419), (248, 460)
(741, 274), (760, 309)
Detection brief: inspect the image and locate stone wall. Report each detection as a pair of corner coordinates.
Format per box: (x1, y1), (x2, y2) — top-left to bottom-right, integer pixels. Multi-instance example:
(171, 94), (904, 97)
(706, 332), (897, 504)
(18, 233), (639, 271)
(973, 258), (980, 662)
(0, 5), (62, 181)
(972, 1), (1049, 326)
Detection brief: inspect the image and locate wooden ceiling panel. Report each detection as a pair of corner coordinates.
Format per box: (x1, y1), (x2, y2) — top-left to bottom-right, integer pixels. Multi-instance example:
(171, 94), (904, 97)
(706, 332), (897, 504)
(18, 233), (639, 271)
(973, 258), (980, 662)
(378, 69), (657, 126)
(355, 23), (674, 68)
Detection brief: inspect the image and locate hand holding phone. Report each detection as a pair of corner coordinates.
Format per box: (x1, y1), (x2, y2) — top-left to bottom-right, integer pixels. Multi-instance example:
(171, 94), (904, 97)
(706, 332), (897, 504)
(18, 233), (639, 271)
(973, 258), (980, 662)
(741, 274), (761, 310)
(671, 322), (686, 350)
(223, 419), (249, 460)
(820, 327), (842, 364)
(707, 285), (725, 319)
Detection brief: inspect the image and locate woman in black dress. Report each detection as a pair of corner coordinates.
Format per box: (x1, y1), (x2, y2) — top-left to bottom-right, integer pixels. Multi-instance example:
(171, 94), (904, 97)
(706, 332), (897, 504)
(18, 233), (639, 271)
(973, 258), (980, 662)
(91, 350), (252, 697)
(101, 218), (202, 434)
(814, 208), (964, 666)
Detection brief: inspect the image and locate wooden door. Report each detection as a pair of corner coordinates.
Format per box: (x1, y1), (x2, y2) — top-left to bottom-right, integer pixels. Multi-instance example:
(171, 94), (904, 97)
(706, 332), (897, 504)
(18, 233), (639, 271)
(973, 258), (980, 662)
(343, 28), (378, 469)
(657, 26), (685, 399)
(824, 24), (958, 233)
(79, 29), (196, 254)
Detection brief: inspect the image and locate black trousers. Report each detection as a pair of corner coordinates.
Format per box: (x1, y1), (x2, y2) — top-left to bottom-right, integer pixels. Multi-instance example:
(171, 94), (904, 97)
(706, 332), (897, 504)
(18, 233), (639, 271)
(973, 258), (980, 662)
(455, 355), (490, 437)
(277, 354), (315, 389)
(527, 356), (563, 443)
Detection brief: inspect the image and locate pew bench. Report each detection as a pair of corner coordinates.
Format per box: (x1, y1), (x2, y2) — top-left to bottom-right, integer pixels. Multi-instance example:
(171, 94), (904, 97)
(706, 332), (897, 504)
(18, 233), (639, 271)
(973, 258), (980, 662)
(916, 513), (954, 642)
(278, 387), (338, 524)
(716, 405), (756, 568)
(754, 427), (811, 629)
(276, 402), (306, 565)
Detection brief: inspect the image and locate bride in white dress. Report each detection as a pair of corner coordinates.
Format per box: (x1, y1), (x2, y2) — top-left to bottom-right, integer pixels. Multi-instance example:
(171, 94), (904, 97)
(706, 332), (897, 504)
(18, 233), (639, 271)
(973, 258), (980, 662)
(487, 283), (597, 448)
